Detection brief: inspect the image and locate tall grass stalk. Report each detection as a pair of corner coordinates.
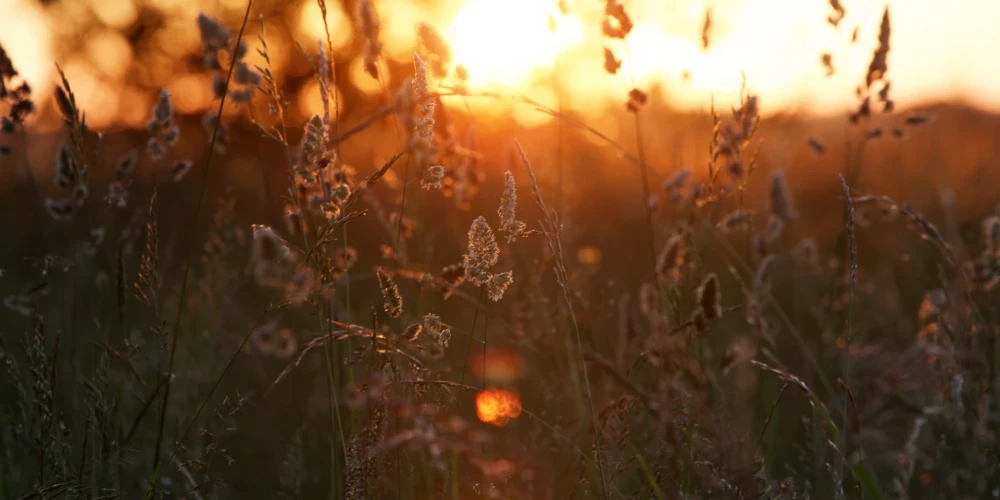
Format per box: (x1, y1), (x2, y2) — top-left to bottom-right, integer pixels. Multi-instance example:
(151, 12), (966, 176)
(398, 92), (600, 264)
(151, 0), (252, 474)
(516, 140), (609, 500)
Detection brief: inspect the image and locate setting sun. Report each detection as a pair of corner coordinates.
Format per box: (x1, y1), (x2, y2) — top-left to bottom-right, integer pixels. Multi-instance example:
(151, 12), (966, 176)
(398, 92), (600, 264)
(444, 0), (584, 87)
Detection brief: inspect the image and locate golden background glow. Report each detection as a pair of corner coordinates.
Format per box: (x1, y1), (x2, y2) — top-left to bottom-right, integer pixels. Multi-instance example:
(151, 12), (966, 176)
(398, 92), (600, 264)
(2, 0), (997, 130)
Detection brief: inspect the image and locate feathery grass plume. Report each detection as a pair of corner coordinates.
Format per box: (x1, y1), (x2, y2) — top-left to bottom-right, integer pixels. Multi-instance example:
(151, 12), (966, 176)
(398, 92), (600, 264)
(283, 205), (304, 236)
(152, 88), (174, 128)
(486, 271), (513, 302)
(718, 209), (752, 234)
(251, 323), (277, 354)
(43, 198), (74, 220)
(172, 160), (193, 182)
(602, 47), (621, 74)
(135, 192), (160, 308)
(284, 268), (317, 304)
(197, 13), (232, 51)
(498, 171), (526, 242)
(638, 282), (658, 318)
(410, 54), (437, 174)
(300, 114), (329, 170)
(626, 88), (648, 113)
(357, 0), (382, 79)
(696, 273), (722, 320)
(71, 183), (88, 205)
(865, 7), (890, 88)
(274, 329), (298, 359)
(602, 0), (633, 38)
(416, 22), (452, 78)
(233, 62), (260, 86)
(422, 313), (451, 358)
(212, 74), (228, 99)
(701, 8), (712, 50)
(251, 224), (290, 287)
(463, 216), (499, 285)
(376, 267), (403, 318)
(821, 53), (834, 76)
(163, 125), (180, 146)
(230, 87), (253, 104)
(770, 170), (798, 220)
(201, 111), (229, 153)
(0, 43), (35, 128)
(403, 323), (422, 341)
(53, 143), (76, 190)
(106, 180), (128, 208)
(663, 167), (690, 192)
(655, 232), (683, 278)
(827, 0), (845, 27)
(764, 214), (785, 242)
(754, 254), (778, 291)
(146, 137), (165, 161)
(420, 164), (444, 189)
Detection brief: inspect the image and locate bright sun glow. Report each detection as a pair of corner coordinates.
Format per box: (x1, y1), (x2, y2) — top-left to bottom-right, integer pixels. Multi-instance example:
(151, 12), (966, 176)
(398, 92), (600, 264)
(444, 0), (584, 87)
(476, 387), (522, 427)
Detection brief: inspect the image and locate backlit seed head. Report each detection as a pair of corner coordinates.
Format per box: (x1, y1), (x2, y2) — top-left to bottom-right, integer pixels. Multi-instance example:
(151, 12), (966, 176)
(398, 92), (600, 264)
(106, 181), (128, 208)
(283, 206), (304, 236)
(403, 324), (423, 341)
(116, 149), (138, 178)
(44, 197), (75, 220)
(251, 323), (277, 354)
(152, 88), (173, 127)
(274, 328), (298, 359)
(421, 165), (445, 190)
(146, 137), (165, 161)
(376, 267), (403, 318)
(163, 125), (180, 146)
(486, 271), (513, 302)
(172, 160), (193, 182)
(696, 273), (722, 320)
(770, 170), (798, 220)
(72, 183), (89, 205)
(197, 13), (232, 52)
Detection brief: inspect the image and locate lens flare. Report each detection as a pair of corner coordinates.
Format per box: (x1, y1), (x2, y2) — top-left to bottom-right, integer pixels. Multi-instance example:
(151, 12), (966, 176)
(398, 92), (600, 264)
(469, 347), (525, 386)
(444, 0), (584, 87)
(476, 387), (522, 427)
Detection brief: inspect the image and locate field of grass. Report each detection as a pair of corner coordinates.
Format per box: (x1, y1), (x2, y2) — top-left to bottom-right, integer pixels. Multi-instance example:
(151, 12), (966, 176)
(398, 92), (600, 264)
(1, 1), (1000, 498)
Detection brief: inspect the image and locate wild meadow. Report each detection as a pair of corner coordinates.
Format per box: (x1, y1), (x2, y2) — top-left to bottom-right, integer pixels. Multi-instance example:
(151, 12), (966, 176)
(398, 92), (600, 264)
(1, 0), (999, 498)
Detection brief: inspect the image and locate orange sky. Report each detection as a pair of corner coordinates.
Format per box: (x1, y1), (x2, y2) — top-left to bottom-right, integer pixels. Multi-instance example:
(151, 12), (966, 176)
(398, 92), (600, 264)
(1, 0), (997, 129)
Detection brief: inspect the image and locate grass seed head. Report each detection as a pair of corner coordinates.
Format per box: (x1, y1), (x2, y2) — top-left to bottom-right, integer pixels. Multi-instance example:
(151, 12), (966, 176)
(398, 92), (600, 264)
(197, 13), (232, 52)
(377, 267), (403, 318)
(44, 197), (74, 220)
(357, 0), (383, 79)
(697, 273), (722, 320)
(498, 171), (525, 242)
(172, 160), (193, 182)
(770, 170), (798, 220)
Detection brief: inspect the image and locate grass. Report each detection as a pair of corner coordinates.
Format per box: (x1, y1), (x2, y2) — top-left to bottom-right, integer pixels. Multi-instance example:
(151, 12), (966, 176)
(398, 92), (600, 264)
(0, 1), (999, 499)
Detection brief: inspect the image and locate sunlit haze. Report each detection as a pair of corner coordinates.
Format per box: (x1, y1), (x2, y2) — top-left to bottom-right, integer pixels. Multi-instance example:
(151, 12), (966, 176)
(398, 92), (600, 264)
(2, 0), (998, 129)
